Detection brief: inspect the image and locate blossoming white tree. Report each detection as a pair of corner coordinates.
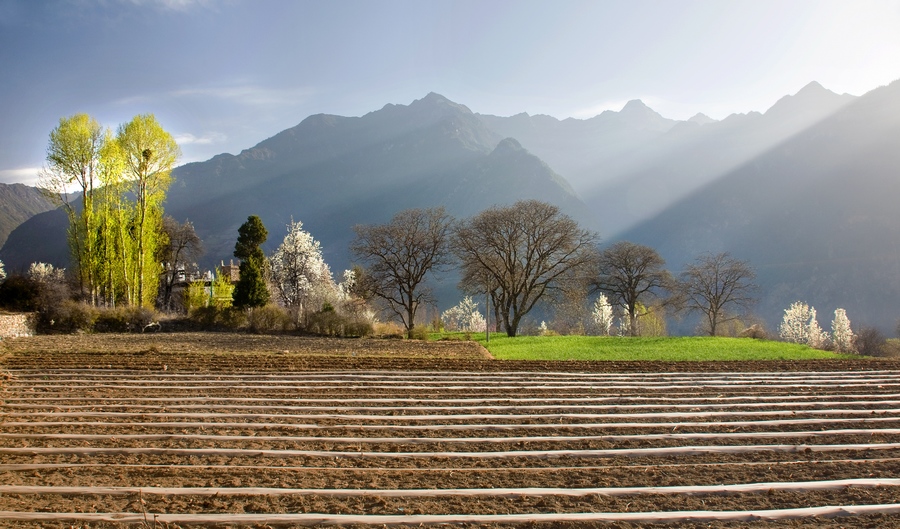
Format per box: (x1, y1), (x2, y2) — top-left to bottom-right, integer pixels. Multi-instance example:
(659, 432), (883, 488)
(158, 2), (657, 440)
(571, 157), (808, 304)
(28, 262), (65, 284)
(779, 301), (828, 348)
(0, 259), (5, 283)
(269, 219), (337, 318)
(831, 308), (856, 353)
(337, 269), (356, 301)
(441, 296), (486, 333)
(591, 294), (614, 336)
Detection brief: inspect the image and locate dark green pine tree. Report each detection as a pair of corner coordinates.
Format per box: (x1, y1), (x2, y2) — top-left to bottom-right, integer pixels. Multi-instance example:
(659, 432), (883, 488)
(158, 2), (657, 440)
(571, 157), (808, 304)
(232, 215), (270, 309)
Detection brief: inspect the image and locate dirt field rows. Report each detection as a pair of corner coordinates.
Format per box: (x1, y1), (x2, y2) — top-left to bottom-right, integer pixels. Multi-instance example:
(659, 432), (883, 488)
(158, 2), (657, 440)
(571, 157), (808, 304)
(2, 334), (900, 528)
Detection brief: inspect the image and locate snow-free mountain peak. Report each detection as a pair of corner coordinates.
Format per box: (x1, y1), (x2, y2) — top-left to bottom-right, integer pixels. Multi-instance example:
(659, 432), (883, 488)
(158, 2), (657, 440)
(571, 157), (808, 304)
(688, 113), (716, 125)
(765, 80), (855, 119)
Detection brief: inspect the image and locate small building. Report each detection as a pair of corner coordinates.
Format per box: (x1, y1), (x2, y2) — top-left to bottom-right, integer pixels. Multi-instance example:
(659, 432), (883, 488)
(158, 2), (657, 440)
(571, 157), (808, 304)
(219, 260), (240, 283)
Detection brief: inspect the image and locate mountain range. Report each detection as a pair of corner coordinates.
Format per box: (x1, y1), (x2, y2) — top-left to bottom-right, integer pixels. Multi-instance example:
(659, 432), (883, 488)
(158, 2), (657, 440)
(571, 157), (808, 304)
(2, 80), (898, 333)
(0, 183), (54, 249)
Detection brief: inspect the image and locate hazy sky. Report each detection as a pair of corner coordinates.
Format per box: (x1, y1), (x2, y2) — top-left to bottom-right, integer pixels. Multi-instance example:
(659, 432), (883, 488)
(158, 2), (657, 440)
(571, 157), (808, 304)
(2, 0), (899, 185)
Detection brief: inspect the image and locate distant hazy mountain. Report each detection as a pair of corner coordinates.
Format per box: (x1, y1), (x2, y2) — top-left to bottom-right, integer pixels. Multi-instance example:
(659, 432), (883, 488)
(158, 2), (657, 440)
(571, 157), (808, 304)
(478, 99), (679, 203)
(0, 183), (54, 251)
(2, 93), (586, 276)
(479, 81), (857, 236)
(620, 79), (900, 333)
(0, 207), (68, 274)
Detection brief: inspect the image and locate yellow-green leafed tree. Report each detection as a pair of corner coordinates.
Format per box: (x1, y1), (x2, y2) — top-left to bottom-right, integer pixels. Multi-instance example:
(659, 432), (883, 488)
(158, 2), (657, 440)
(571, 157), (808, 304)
(95, 131), (131, 307)
(39, 114), (105, 304)
(116, 114), (180, 307)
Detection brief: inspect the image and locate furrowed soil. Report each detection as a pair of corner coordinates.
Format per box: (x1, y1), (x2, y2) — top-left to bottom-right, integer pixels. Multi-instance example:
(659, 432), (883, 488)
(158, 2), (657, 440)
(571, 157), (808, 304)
(2, 332), (900, 528)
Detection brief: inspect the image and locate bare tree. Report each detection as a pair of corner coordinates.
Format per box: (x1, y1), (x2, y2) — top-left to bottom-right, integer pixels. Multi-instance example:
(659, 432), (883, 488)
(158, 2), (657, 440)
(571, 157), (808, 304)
(157, 217), (203, 311)
(592, 241), (672, 336)
(679, 252), (757, 336)
(453, 200), (598, 337)
(351, 207), (454, 337)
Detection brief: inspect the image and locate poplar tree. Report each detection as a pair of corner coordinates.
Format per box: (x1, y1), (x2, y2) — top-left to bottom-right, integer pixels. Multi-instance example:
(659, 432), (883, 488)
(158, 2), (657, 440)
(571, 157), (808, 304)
(39, 114), (105, 304)
(95, 132), (130, 307)
(116, 114), (180, 307)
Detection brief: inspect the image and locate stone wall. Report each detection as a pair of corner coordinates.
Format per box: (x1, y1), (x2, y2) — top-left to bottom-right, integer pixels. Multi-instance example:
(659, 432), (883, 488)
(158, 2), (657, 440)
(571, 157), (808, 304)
(0, 313), (36, 338)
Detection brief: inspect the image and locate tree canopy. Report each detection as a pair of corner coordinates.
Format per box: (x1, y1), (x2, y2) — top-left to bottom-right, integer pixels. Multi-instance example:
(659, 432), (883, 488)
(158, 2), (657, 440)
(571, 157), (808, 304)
(351, 207), (453, 336)
(453, 200), (598, 337)
(678, 252), (757, 336)
(269, 219), (335, 316)
(592, 241), (672, 337)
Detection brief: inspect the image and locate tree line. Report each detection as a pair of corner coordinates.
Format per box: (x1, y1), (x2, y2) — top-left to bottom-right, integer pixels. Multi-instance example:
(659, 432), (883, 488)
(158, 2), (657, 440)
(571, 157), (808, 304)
(0, 113), (870, 349)
(346, 200), (759, 338)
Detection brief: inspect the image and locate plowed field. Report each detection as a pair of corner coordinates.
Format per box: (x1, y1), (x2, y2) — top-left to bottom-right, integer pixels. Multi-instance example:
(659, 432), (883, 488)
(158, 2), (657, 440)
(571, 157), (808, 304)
(1, 333), (900, 528)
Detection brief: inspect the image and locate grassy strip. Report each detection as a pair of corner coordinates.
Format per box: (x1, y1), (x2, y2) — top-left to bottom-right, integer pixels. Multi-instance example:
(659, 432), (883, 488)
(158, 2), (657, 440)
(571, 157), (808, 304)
(435, 334), (861, 361)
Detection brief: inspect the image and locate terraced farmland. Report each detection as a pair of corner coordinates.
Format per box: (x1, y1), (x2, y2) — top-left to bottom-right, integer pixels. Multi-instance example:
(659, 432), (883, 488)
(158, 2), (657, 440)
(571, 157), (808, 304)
(1, 342), (900, 527)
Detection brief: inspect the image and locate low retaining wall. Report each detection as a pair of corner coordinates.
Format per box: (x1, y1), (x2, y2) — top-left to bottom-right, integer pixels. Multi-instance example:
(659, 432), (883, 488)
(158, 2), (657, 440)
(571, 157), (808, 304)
(0, 313), (36, 338)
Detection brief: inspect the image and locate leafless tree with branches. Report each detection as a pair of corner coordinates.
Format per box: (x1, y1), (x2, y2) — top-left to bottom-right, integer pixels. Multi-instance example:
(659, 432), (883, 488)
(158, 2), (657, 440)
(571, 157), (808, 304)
(351, 207), (454, 337)
(679, 252), (757, 336)
(453, 200), (598, 337)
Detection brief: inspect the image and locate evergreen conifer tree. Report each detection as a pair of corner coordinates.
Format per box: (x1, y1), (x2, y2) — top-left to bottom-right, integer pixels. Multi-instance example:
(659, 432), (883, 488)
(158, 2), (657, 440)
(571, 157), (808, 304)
(232, 215), (270, 309)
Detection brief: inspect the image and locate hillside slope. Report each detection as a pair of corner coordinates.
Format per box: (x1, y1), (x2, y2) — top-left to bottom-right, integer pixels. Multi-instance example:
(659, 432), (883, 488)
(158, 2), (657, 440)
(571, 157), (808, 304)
(0, 183), (54, 249)
(620, 80), (900, 333)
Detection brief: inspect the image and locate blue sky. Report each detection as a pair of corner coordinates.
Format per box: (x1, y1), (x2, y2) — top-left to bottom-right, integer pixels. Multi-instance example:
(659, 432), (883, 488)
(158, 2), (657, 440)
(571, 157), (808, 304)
(1, 0), (899, 185)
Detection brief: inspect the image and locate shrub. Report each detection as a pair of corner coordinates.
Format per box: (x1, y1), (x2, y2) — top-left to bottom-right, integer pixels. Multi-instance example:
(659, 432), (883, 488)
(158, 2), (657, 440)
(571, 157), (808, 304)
(184, 280), (208, 313)
(882, 339), (900, 358)
(409, 324), (430, 340)
(0, 275), (41, 312)
(373, 321), (404, 339)
(218, 307), (248, 329)
(94, 306), (157, 333)
(247, 304), (293, 333)
(305, 307), (373, 337)
(43, 300), (97, 333)
(855, 326), (886, 357)
(305, 307), (340, 336)
(739, 324), (769, 340)
(187, 306), (247, 330)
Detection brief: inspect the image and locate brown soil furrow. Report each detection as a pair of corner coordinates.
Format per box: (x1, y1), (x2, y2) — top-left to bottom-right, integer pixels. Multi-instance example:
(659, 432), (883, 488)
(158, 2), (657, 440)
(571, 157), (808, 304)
(1, 501), (900, 525)
(3, 335), (900, 528)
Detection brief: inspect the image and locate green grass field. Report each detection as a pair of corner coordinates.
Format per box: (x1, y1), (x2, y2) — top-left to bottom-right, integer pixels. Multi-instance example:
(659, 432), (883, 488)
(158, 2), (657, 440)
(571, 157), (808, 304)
(435, 333), (862, 361)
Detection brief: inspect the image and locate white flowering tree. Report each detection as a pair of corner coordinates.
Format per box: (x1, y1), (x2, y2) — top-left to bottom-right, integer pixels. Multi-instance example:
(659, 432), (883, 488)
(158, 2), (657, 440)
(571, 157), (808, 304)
(0, 259), (5, 283)
(337, 269), (356, 301)
(442, 296), (486, 333)
(831, 308), (856, 353)
(591, 294), (614, 336)
(28, 262), (66, 284)
(779, 301), (828, 349)
(269, 219), (337, 317)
